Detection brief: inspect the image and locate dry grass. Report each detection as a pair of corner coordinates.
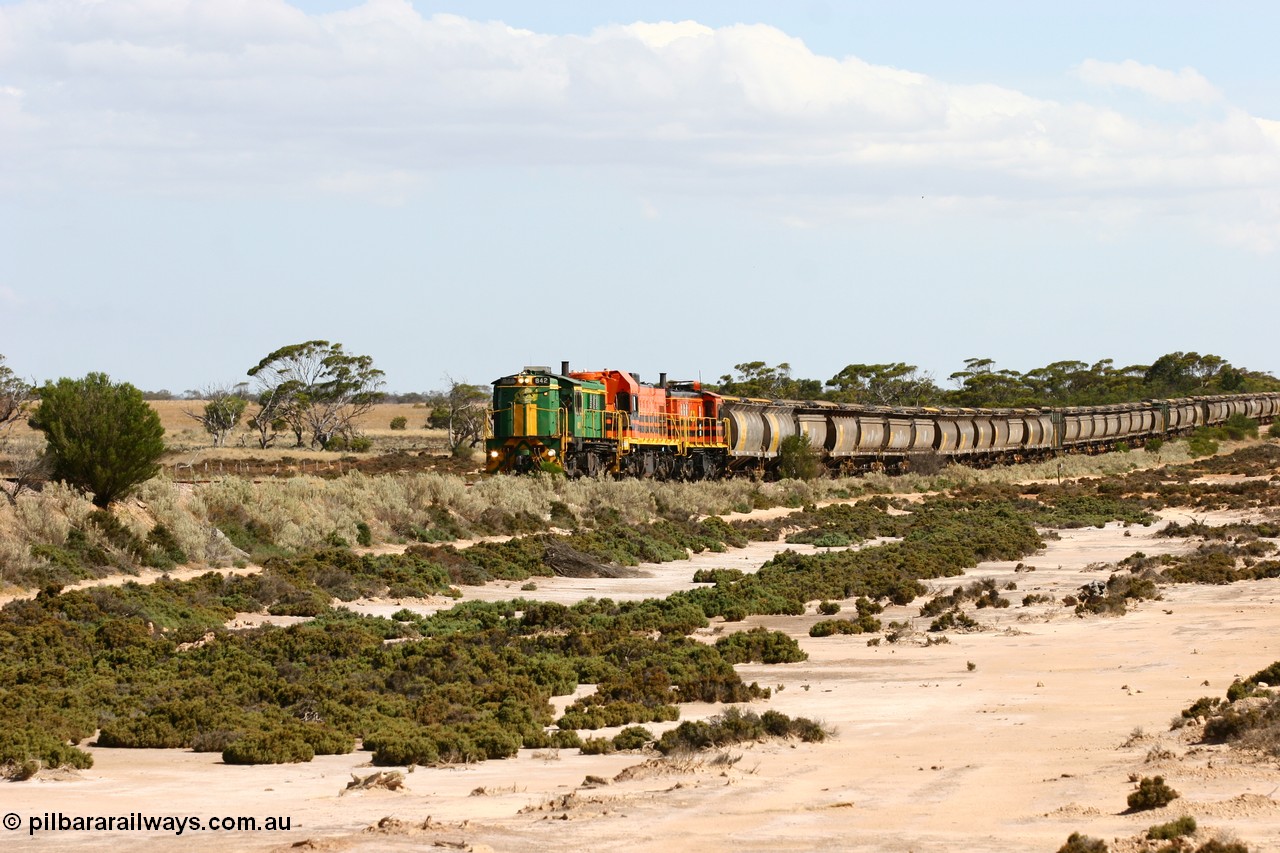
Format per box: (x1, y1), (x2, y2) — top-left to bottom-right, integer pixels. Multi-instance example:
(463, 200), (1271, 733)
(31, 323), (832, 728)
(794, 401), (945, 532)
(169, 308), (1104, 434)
(0, 428), (1259, 593)
(1, 400), (452, 462)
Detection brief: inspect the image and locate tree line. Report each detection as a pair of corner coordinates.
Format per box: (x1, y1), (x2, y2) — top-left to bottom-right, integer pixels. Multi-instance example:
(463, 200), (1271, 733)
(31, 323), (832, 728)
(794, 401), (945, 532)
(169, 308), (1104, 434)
(716, 352), (1280, 408)
(3, 347), (1279, 510)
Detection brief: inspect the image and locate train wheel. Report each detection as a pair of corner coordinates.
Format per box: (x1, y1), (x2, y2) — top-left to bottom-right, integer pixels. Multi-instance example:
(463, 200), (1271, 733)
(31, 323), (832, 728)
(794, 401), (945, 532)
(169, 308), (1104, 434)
(656, 455), (675, 480)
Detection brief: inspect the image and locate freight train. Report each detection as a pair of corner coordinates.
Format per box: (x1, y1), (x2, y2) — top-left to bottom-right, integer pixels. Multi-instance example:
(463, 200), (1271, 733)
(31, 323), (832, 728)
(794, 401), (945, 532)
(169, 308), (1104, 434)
(484, 362), (1280, 478)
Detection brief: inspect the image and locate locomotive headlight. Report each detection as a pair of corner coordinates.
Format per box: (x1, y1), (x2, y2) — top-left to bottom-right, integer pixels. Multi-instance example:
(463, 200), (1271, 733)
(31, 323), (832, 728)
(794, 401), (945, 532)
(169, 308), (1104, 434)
(489, 450), (499, 458)
(547, 449), (556, 457)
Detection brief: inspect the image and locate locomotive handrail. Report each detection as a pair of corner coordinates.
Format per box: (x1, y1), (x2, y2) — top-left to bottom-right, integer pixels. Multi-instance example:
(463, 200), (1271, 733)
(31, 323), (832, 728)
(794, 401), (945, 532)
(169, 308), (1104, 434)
(607, 411), (631, 449)
(660, 414), (727, 449)
(488, 403), (563, 437)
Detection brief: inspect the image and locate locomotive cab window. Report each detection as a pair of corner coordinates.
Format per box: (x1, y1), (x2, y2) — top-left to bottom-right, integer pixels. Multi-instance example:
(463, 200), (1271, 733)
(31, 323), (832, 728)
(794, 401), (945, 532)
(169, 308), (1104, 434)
(616, 392), (633, 412)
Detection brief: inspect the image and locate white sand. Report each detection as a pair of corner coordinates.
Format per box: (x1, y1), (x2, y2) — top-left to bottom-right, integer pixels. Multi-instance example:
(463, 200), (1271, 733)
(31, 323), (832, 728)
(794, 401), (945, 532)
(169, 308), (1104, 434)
(6, 511), (1280, 852)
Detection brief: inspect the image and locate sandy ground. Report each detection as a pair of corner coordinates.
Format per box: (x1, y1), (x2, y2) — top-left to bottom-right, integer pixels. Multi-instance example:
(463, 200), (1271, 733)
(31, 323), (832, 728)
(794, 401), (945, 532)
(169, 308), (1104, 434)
(6, 510), (1280, 852)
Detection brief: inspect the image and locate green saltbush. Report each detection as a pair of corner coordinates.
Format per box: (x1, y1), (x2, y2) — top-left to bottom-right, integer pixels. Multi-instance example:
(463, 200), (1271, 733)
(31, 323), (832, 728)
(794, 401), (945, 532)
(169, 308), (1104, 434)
(655, 707), (826, 754)
(1147, 815), (1196, 840)
(611, 726), (654, 751)
(1074, 574), (1159, 615)
(810, 618), (852, 637)
(1187, 431), (1220, 458)
(1057, 833), (1108, 853)
(714, 627), (807, 664)
(1127, 775), (1179, 811)
(222, 731), (314, 765)
(579, 737), (615, 756)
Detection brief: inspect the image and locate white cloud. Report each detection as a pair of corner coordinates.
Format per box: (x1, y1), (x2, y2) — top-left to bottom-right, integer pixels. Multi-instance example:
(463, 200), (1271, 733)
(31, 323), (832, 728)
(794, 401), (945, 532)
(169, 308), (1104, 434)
(0, 1), (1277, 249)
(1075, 59), (1221, 104)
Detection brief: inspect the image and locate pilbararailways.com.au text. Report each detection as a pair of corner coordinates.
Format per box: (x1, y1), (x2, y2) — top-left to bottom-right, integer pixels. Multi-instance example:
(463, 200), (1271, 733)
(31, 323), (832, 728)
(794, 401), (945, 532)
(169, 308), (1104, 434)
(6, 811), (293, 836)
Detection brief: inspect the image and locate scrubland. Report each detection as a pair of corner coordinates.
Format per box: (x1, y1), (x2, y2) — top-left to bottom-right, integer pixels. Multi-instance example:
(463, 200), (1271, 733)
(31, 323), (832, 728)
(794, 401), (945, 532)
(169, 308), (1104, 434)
(1, 434), (1279, 852)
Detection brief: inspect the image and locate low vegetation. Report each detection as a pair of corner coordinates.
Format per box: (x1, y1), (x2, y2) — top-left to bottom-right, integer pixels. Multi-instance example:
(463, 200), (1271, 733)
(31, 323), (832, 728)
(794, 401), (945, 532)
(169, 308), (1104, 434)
(2, 415), (1279, 785)
(1126, 775), (1180, 811)
(1147, 816), (1196, 841)
(1176, 661), (1280, 756)
(1057, 832), (1108, 853)
(654, 707), (828, 754)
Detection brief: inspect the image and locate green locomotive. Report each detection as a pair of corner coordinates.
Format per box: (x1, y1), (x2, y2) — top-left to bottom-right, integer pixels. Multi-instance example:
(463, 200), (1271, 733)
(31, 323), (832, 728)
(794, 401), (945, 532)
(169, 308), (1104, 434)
(485, 365), (609, 475)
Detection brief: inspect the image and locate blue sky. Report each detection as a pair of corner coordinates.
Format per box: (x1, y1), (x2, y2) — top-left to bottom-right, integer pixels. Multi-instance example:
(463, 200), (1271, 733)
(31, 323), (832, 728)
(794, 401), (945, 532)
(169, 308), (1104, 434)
(2, 0), (1278, 394)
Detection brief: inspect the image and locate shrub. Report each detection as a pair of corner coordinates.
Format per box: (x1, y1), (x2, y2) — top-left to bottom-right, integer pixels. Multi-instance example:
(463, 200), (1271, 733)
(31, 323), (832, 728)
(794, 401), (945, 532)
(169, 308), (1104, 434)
(1127, 775), (1179, 811)
(301, 724), (356, 756)
(390, 416), (408, 430)
(928, 609), (978, 632)
(1269, 421), (1280, 440)
(222, 732), (315, 765)
(1222, 414), (1259, 440)
(145, 523), (188, 568)
(579, 737), (615, 755)
(1057, 833), (1108, 853)
(1147, 815), (1196, 840)
(1075, 574), (1159, 615)
(5, 760), (40, 781)
(550, 730), (582, 750)
(1203, 707), (1260, 742)
(715, 627), (807, 664)
(817, 600), (841, 616)
(1187, 432), (1219, 459)
(611, 726), (653, 751)
(355, 521), (373, 547)
(28, 373), (166, 507)
(777, 434), (821, 481)
(0, 727), (94, 774)
(366, 733), (439, 767)
(1191, 841), (1249, 853)
(326, 434), (372, 453)
(809, 617), (880, 637)
(1145, 437), (1164, 454)
(654, 708), (828, 754)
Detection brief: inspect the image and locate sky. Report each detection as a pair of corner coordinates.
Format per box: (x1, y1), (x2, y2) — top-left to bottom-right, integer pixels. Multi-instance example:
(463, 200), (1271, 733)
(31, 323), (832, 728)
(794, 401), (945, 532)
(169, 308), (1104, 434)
(2, 0), (1278, 394)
